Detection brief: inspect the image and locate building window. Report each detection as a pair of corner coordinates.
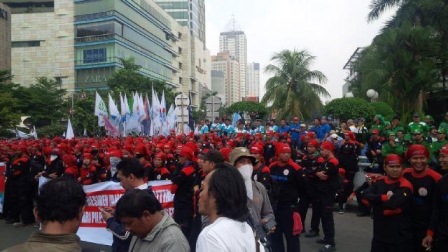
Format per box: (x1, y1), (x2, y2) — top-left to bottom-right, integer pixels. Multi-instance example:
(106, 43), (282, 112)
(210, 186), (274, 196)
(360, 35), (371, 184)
(178, 32), (182, 39)
(178, 47), (182, 54)
(12, 40), (41, 48)
(179, 77), (183, 84)
(179, 62), (182, 69)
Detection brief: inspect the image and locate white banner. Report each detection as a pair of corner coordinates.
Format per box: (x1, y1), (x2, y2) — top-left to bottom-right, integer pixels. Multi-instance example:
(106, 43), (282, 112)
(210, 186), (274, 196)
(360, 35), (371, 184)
(77, 180), (174, 246)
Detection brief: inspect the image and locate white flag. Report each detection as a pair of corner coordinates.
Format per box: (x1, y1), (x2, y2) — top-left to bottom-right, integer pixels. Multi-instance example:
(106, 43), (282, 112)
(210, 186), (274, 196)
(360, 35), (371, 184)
(66, 118), (74, 139)
(108, 93), (120, 118)
(94, 92), (108, 127)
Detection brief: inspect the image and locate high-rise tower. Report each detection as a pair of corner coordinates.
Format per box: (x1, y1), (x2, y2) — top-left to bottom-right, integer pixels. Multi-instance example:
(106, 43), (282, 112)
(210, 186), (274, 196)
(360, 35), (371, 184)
(219, 17), (247, 99)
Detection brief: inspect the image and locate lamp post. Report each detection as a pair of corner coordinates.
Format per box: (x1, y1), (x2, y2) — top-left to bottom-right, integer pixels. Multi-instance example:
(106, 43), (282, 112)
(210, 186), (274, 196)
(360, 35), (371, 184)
(366, 89), (378, 103)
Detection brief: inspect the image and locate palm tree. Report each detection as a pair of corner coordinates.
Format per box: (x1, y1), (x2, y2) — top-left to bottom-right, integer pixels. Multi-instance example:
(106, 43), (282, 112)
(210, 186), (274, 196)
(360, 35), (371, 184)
(261, 49), (329, 119)
(352, 24), (439, 122)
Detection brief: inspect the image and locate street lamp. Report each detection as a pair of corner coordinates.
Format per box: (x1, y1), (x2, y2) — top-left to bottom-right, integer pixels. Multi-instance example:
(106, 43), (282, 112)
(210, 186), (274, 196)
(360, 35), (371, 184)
(366, 89), (378, 103)
(345, 92), (354, 98)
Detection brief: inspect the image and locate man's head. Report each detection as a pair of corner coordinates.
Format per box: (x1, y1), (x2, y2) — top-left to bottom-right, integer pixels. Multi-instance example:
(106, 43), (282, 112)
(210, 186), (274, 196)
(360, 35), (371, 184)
(307, 139), (319, 154)
(116, 158), (146, 191)
(115, 189), (163, 238)
(437, 128), (446, 141)
(412, 130), (424, 141)
(413, 113), (420, 122)
(406, 144), (429, 173)
(229, 147), (256, 167)
(35, 177), (86, 233)
(276, 143), (292, 162)
(439, 144), (448, 170)
(384, 154), (403, 180)
(280, 119), (287, 127)
(202, 149), (225, 174)
(198, 163), (248, 222)
(320, 141), (335, 158)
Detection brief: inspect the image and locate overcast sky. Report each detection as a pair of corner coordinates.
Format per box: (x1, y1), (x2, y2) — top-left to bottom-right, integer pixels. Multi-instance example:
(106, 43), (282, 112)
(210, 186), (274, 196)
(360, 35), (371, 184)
(205, 0), (396, 102)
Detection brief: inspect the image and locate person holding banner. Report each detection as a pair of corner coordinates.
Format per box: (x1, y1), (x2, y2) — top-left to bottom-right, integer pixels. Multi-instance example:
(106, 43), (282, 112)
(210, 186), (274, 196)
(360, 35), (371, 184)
(99, 158), (153, 252)
(4, 177), (87, 252)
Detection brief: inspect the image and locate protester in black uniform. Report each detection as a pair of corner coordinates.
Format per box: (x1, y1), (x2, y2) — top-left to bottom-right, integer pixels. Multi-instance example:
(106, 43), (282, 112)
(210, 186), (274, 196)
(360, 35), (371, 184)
(298, 139), (324, 238)
(402, 144), (442, 252)
(170, 146), (197, 244)
(314, 141), (339, 252)
(423, 144), (448, 251)
(363, 154), (413, 252)
(269, 143), (307, 252)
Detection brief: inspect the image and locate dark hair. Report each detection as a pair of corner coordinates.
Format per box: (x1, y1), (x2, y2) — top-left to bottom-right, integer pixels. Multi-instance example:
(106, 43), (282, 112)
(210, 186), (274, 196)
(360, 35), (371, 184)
(116, 158), (145, 179)
(208, 163), (248, 222)
(203, 149), (225, 163)
(36, 177), (86, 223)
(115, 189), (163, 219)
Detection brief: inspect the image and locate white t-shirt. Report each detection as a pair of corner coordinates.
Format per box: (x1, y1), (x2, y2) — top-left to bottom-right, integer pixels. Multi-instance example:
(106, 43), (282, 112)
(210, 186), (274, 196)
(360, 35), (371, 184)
(196, 217), (256, 252)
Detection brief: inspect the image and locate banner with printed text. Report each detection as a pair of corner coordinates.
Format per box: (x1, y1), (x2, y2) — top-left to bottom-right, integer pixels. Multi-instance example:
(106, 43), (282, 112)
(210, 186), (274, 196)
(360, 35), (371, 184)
(77, 180), (174, 246)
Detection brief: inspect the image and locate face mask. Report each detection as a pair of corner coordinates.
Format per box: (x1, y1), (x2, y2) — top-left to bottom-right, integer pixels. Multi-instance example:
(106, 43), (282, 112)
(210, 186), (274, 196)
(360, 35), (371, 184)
(50, 155), (58, 162)
(238, 164), (253, 181)
(238, 164), (254, 200)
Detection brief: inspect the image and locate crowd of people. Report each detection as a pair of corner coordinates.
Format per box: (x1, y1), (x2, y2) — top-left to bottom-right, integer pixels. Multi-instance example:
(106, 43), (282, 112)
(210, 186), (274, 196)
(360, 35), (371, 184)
(1, 111), (448, 252)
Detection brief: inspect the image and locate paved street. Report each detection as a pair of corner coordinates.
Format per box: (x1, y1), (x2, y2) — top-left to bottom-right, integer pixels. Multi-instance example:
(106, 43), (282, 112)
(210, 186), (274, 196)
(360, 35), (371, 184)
(0, 209), (373, 252)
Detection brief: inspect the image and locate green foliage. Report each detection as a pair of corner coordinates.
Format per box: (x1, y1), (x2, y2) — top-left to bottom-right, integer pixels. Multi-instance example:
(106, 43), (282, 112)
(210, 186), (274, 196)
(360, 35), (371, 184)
(226, 101), (267, 120)
(71, 90), (101, 136)
(36, 123), (66, 138)
(261, 49), (328, 120)
(107, 58), (177, 108)
(0, 70), (21, 130)
(20, 77), (69, 127)
(324, 98), (375, 122)
(370, 102), (395, 121)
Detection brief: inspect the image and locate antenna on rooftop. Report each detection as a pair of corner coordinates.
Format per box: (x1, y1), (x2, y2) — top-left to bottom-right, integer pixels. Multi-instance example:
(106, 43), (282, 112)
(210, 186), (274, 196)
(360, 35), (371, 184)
(225, 14), (242, 32)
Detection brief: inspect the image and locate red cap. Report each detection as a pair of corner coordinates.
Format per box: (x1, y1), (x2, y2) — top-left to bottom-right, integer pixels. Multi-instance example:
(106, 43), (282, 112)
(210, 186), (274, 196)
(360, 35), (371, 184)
(108, 150), (122, 158)
(385, 154), (402, 165)
(250, 145), (263, 155)
(83, 153), (92, 160)
(307, 139), (319, 148)
(154, 153), (166, 162)
(371, 129), (380, 134)
(440, 144), (448, 155)
(276, 143), (291, 156)
(321, 141), (334, 152)
(180, 146), (194, 160)
(219, 147), (231, 162)
(405, 144), (429, 159)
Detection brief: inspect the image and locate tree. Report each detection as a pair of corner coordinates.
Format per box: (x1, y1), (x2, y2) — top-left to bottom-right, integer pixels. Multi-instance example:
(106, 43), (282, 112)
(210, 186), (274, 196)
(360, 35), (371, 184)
(71, 90), (100, 136)
(261, 49), (329, 120)
(24, 77), (68, 127)
(324, 98), (375, 123)
(351, 24), (439, 122)
(370, 102), (395, 121)
(226, 101), (268, 121)
(0, 70), (21, 134)
(107, 58), (178, 108)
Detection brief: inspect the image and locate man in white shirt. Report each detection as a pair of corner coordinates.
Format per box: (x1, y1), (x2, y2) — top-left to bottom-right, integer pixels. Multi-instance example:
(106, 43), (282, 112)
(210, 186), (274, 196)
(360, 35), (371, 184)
(196, 163), (256, 252)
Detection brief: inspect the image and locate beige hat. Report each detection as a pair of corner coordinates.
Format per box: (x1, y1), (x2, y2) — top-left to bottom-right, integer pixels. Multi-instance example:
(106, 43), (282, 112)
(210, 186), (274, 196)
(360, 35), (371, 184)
(331, 133), (339, 139)
(229, 147), (256, 165)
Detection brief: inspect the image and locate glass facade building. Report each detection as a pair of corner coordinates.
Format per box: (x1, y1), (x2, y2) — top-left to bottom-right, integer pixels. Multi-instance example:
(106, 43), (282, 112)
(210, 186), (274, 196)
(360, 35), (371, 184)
(154, 0), (206, 45)
(74, 0), (181, 90)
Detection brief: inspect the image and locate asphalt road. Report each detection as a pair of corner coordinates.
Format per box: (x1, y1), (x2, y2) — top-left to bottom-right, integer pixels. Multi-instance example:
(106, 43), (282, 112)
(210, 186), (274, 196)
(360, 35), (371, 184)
(0, 209), (373, 252)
